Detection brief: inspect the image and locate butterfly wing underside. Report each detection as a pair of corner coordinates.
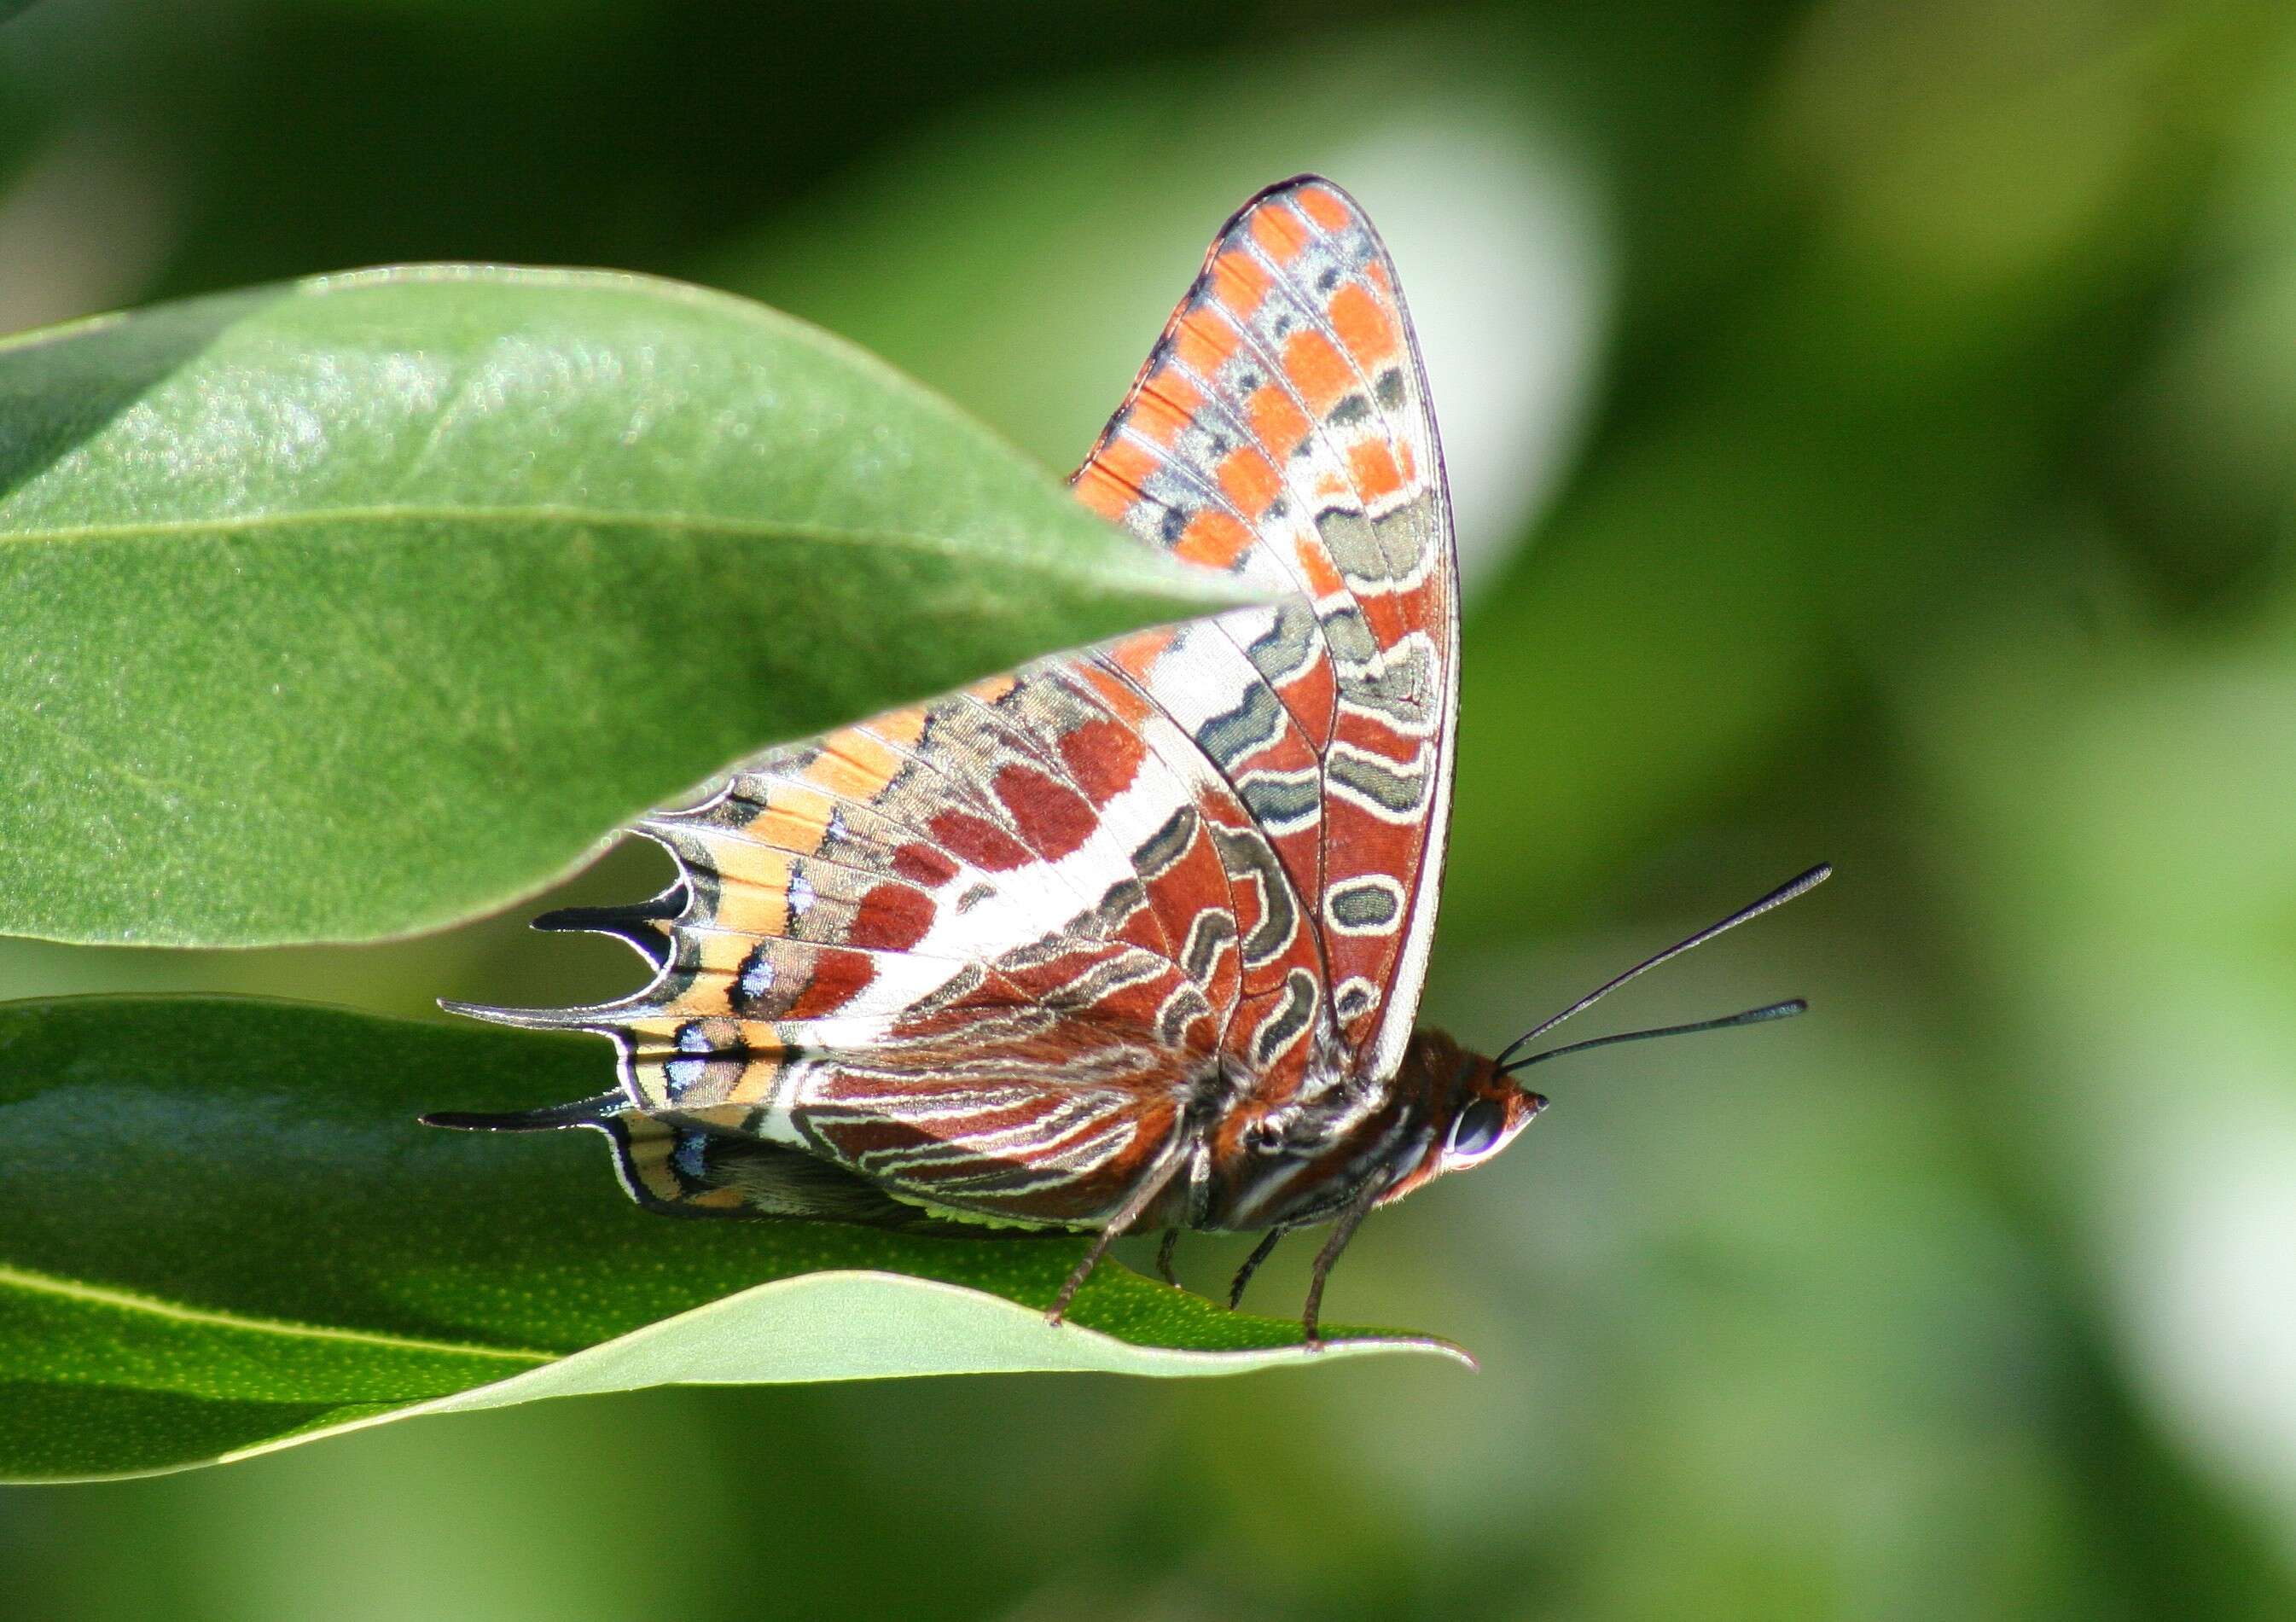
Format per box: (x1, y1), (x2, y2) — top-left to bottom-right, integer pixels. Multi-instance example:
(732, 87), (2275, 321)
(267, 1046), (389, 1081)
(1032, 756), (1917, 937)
(445, 176), (1458, 1235)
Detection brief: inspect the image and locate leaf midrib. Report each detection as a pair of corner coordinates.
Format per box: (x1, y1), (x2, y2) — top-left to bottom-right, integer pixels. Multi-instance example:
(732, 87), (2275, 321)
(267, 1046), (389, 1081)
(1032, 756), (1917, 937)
(0, 502), (1179, 586)
(0, 1261), (555, 1364)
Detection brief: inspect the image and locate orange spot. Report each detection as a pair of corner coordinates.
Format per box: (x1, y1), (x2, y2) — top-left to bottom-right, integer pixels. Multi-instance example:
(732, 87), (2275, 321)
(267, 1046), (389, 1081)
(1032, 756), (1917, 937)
(709, 852), (792, 938)
(1073, 463), (1134, 520)
(1084, 652), (1160, 715)
(1127, 384), (1194, 445)
(692, 929), (755, 980)
(807, 750), (886, 805)
(1328, 282), (1398, 367)
(1177, 509), (1254, 571)
(627, 1148), (682, 1202)
(1084, 433), (1158, 499)
(1218, 446), (1281, 515)
(873, 708), (927, 750)
(1247, 382), (1311, 462)
(689, 1094), (771, 1130)
(1251, 203), (1311, 264)
(1293, 185), (1352, 233)
(1296, 541), (1343, 601)
(1142, 372), (1206, 418)
(752, 790), (832, 855)
(1348, 439), (1405, 503)
(1282, 328), (1351, 416)
(819, 730), (903, 795)
(968, 672), (1018, 705)
(1174, 308), (1240, 377)
(1209, 248), (1271, 316)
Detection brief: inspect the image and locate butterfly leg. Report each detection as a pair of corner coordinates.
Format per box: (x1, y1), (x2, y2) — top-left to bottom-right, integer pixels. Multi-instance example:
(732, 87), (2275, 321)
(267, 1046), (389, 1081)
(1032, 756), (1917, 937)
(1047, 1146), (1189, 1327)
(1154, 1227), (1182, 1288)
(1299, 1177), (1388, 1348)
(1227, 1230), (1283, 1309)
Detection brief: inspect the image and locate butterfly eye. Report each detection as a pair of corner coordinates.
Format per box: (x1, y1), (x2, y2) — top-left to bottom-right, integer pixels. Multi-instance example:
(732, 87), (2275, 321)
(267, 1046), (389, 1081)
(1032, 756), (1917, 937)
(1446, 1096), (1508, 1163)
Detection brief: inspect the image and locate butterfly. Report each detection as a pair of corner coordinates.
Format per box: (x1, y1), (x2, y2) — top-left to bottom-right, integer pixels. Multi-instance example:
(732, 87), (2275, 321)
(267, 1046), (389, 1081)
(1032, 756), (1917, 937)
(427, 176), (1827, 1342)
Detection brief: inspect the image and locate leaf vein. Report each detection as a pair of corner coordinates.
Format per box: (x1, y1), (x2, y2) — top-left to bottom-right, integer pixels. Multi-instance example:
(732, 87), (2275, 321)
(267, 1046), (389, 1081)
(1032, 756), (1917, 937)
(0, 504), (1195, 597)
(0, 1262), (555, 1364)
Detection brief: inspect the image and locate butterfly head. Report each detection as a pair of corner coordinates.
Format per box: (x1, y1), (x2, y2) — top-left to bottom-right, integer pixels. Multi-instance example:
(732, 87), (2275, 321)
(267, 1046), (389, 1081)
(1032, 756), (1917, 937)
(1439, 1032), (1549, 1171)
(1379, 1028), (1548, 1204)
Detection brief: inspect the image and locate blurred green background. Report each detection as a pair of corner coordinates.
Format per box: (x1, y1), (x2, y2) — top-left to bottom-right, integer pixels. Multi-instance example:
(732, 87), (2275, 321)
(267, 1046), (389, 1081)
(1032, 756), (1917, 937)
(5, 0), (2296, 1616)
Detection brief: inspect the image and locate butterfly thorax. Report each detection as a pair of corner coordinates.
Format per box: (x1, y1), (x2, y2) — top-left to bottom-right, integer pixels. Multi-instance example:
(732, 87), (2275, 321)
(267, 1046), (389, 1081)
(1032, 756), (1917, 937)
(1184, 1021), (1439, 1233)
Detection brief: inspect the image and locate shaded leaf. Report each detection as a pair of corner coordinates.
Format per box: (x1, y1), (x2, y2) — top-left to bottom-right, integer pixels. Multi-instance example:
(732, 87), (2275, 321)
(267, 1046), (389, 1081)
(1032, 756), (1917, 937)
(0, 997), (1463, 1480)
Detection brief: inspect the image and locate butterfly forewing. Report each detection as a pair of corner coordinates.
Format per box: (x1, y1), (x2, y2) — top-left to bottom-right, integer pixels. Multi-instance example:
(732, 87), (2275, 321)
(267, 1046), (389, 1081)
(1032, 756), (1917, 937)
(1073, 175), (1457, 1084)
(450, 177), (1458, 1235)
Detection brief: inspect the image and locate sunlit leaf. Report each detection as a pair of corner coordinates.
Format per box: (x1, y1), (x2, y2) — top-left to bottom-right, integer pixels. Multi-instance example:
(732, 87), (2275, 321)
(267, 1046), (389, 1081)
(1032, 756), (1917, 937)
(0, 270), (1247, 947)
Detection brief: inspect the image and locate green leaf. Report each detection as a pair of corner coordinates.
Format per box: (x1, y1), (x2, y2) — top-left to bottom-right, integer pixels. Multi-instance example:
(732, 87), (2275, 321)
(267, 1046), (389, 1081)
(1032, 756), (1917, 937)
(0, 997), (1464, 1481)
(0, 270), (1247, 947)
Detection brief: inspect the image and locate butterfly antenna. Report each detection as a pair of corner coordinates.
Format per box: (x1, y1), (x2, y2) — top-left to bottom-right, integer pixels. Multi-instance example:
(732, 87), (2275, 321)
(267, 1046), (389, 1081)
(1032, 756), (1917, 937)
(1502, 1000), (1806, 1073)
(1491, 863), (1830, 1074)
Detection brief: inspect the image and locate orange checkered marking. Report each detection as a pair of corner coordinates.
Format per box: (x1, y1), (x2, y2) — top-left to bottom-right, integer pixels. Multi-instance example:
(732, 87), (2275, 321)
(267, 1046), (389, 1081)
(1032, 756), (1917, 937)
(1218, 444), (1282, 516)
(1247, 381), (1313, 462)
(807, 729), (905, 804)
(1328, 282), (1402, 371)
(1281, 327), (1352, 418)
(1101, 627), (1179, 691)
(1074, 433), (1158, 519)
(1295, 538), (1345, 602)
(1133, 375), (1207, 444)
(708, 849), (795, 938)
(1248, 200), (1314, 265)
(1208, 247), (1272, 317)
(1291, 183), (1353, 233)
(1177, 509), (1255, 572)
(747, 786), (835, 857)
(1346, 439), (1407, 505)
(1174, 306), (1243, 380)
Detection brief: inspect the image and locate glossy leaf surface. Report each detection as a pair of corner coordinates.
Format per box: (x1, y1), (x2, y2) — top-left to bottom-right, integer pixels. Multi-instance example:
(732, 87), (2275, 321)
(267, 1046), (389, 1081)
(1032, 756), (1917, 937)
(0, 270), (1244, 946)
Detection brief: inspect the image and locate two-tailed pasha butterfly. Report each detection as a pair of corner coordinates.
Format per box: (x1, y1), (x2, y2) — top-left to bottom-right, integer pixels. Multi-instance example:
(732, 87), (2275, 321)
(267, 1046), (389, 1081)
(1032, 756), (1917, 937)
(427, 177), (1827, 1341)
